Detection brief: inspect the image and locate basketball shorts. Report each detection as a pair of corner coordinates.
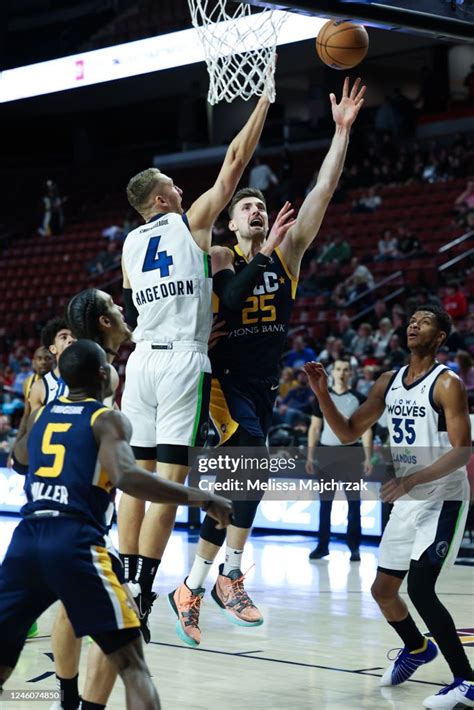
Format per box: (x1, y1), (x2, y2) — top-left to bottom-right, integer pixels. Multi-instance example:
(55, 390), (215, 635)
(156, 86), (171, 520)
(378, 480), (470, 572)
(209, 370), (279, 445)
(122, 341), (211, 448)
(0, 518), (139, 667)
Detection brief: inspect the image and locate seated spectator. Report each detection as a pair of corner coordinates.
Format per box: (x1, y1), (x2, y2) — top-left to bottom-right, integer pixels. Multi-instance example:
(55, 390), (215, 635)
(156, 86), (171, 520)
(437, 346), (458, 372)
(12, 359), (33, 396)
(101, 225), (123, 241)
(283, 336), (317, 368)
(86, 242), (121, 276)
(356, 365), (378, 397)
(454, 180), (474, 228)
(248, 157), (278, 197)
(350, 322), (374, 359)
(345, 258), (375, 301)
(275, 369), (314, 425)
(361, 344), (379, 367)
(383, 334), (407, 370)
(459, 314), (474, 355)
(455, 350), (474, 392)
(443, 280), (468, 320)
(397, 226), (424, 258)
(318, 231), (351, 265)
(352, 187), (382, 213)
(373, 317), (394, 358)
(336, 314), (356, 351)
(298, 259), (320, 296)
(376, 229), (399, 261)
(278, 367), (298, 399)
(0, 414), (12, 453)
(368, 299), (388, 329)
(391, 306), (408, 350)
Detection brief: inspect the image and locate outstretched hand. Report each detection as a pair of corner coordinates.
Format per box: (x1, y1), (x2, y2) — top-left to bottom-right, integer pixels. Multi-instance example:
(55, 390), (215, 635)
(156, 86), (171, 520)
(264, 201), (296, 252)
(330, 77), (366, 129)
(303, 361), (329, 398)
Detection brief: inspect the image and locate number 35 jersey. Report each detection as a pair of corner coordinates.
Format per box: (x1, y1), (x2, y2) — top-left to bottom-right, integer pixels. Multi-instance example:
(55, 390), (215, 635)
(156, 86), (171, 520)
(211, 245), (297, 377)
(22, 398), (113, 534)
(122, 212), (213, 345)
(384, 362), (467, 486)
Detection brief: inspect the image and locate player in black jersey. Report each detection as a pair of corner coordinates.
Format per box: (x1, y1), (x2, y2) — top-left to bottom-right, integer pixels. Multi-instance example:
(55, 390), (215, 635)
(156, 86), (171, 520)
(169, 77), (366, 647)
(0, 340), (232, 709)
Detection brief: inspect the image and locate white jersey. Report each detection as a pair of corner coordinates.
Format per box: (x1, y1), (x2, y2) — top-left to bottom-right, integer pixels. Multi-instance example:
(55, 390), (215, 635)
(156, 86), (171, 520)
(42, 370), (68, 405)
(384, 362), (467, 490)
(122, 212), (213, 344)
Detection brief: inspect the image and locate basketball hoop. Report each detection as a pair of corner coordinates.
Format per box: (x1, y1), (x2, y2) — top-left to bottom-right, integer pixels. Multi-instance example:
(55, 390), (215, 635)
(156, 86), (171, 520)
(187, 0), (286, 105)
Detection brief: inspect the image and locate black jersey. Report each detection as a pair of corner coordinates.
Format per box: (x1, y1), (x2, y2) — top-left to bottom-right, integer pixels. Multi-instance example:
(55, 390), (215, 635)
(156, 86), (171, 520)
(210, 245), (297, 377)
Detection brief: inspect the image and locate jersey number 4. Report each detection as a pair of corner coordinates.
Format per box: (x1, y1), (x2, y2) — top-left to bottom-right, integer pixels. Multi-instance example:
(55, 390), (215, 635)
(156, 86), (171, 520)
(142, 236), (173, 276)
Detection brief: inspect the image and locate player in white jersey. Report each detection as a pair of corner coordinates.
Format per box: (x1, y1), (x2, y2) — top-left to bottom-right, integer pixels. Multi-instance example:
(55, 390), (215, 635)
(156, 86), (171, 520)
(118, 96), (273, 641)
(304, 305), (473, 710)
(28, 318), (75, 409)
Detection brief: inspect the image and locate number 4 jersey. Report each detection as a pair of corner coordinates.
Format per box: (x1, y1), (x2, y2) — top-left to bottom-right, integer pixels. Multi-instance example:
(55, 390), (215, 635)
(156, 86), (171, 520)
(211, 245), (297, 377)
(22, 397), (113, 534)
(122, 212), (212, 344)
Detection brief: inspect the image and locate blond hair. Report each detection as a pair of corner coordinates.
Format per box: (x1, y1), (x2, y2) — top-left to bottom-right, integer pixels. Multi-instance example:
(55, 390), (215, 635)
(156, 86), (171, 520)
(126, 168), (163, 215)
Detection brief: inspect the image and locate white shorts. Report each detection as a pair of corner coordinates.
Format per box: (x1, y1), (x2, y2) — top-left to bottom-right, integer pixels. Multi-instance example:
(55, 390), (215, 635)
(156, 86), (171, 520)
(378, 481), (470, 573)
(121, 341), (211, 448)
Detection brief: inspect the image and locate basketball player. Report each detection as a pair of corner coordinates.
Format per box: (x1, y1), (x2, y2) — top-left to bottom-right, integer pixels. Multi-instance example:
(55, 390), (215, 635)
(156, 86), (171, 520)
(303, 305), (474, 709)
(46, 289), (132, 710)
(1, 340), (232, 710)
(306, 356), (373, 561)
(28, 318), (75, 410)
(118, 94), (275, 641)
(169, 77), (366, 647)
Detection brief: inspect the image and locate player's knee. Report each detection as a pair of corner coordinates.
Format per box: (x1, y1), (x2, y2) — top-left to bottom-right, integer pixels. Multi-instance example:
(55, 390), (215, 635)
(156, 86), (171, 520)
(371, 578), (396, 606)
(200, 515), (226, 547)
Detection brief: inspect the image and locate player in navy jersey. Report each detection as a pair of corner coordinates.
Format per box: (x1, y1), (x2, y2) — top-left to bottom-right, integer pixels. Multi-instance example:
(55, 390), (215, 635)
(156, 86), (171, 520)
(169, 77), (366, 647)
(304, 305), (473, 709)
(0, 340), (232, 709)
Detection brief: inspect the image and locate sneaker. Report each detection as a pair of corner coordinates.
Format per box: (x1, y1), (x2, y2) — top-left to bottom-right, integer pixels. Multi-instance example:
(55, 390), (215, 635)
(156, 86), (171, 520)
(168, 581), (204, 647)
(128, 581), (157, 644)
(423, 678), (474, 708)
(350, 549), (361, 562)
(27, 621), (39, 639)
(309, 547), (329, 560)
(380, 639), (438, 686)
(211, 564), (263, 627)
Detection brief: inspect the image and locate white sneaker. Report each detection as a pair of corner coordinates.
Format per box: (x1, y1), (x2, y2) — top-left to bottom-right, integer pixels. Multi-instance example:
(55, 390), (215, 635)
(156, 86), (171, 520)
(423, 678), (474, 708)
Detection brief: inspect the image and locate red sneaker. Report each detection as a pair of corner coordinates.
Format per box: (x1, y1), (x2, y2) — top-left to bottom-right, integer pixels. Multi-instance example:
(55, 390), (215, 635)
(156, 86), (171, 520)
(168, 581), (204, 647)
(211, 564), (263, 627)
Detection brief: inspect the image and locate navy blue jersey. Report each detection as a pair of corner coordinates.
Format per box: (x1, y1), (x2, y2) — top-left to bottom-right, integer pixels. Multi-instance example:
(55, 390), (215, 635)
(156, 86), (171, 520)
(210, 246), (297, 377)
(22, 397), (112, 534)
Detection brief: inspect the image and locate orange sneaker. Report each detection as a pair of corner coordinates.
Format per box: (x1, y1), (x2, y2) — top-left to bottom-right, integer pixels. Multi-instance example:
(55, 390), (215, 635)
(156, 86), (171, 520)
(168, 581), (204, 647)
(211, 564), (263, 627)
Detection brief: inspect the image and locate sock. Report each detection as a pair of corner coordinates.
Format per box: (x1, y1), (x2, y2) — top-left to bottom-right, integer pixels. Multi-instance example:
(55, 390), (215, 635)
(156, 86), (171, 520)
(134, 556), (161, 596)
(222, 547), (243, 576)
(81, 703), (106, 710)
(186, 555), (214, 590)
(388, 614), (426, 652)
(119, 553), (139, 583)
(57, 674), (80, 710)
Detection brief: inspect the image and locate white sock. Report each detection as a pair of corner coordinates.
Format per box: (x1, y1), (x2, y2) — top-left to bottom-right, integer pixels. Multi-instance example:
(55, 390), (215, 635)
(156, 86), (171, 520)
(223, 546), (243, 575)
(186, 555), (214, 590)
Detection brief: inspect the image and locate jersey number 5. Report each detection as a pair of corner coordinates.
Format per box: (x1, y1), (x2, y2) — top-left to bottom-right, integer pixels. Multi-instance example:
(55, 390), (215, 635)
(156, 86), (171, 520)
(36, 423), (72, 478)
(142, 236), (174, 277)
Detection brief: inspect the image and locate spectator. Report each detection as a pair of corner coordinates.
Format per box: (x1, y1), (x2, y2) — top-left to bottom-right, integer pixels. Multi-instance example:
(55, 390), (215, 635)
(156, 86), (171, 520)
(278, 366), (298, 399)
(0, 414), (12, 453)
(397, 226), (424, 258)
(443, 280), (468, 320)
(318, 231), (351, 265)
(345, 257), (375, 301)
(12, 359), (33, 396)
(437, 345), (458, 372)
(384, 334), (407, 370)
(350, 322), (374, 359)
(454, 180), (474, 228)
(356, 365), (377, 397)
(373, 317), (394, 358)
(248, 157), (278, 196)
(368, 299), (388, 329)
(86, 242), (121, 276)
(455, 350), (474, 392)
(391, 307), (408, 350)
(284, 336), (317, 368)
(376, 229), (399, 261)
(352, 187), (382, 213)
(337, 314), (356, 351)
(298, 259), (320, 296)
(459, 314), (474, 355)
(38, 179), (65, 236)
(276, 369), (314, 425)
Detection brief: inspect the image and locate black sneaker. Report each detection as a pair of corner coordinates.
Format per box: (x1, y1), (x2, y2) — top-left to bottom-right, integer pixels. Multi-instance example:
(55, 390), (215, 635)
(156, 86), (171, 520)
(350, 549), (361, 562)
(129, 582), (157, 644)
(309, 547), (329, 560)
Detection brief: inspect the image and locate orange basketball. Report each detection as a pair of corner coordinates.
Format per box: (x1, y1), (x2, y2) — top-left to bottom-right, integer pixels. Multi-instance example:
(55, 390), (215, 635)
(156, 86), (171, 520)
(316, 20), (369, 70)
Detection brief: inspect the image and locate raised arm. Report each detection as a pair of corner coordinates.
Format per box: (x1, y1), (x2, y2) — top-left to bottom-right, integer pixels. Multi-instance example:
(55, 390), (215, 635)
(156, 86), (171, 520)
(279, 77), (365, 276)
(303, 362), (390, 444)
(94, 410), (232, 528)
(187, 96), (271, 249)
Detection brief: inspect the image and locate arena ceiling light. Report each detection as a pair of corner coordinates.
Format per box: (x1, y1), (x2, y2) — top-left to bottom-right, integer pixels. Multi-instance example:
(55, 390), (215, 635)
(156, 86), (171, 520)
(0, 11), (327, 104)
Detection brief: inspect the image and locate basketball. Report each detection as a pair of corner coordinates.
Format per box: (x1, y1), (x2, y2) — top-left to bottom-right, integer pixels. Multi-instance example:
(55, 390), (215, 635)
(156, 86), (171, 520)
(316, 20), (369, 70)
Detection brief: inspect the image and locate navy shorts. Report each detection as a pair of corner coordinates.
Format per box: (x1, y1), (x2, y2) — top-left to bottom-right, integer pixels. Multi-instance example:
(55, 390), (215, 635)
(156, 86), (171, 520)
(0, 518), (139, 667)
(209, 371), (279, 445)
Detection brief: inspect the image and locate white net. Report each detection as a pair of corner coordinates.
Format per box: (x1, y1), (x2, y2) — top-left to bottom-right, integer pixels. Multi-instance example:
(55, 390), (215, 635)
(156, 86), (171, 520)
(187, 0), (286, 105)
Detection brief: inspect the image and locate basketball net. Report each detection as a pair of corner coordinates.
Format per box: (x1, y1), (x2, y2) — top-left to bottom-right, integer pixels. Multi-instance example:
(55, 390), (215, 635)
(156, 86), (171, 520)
(187, 0), (286, 104)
